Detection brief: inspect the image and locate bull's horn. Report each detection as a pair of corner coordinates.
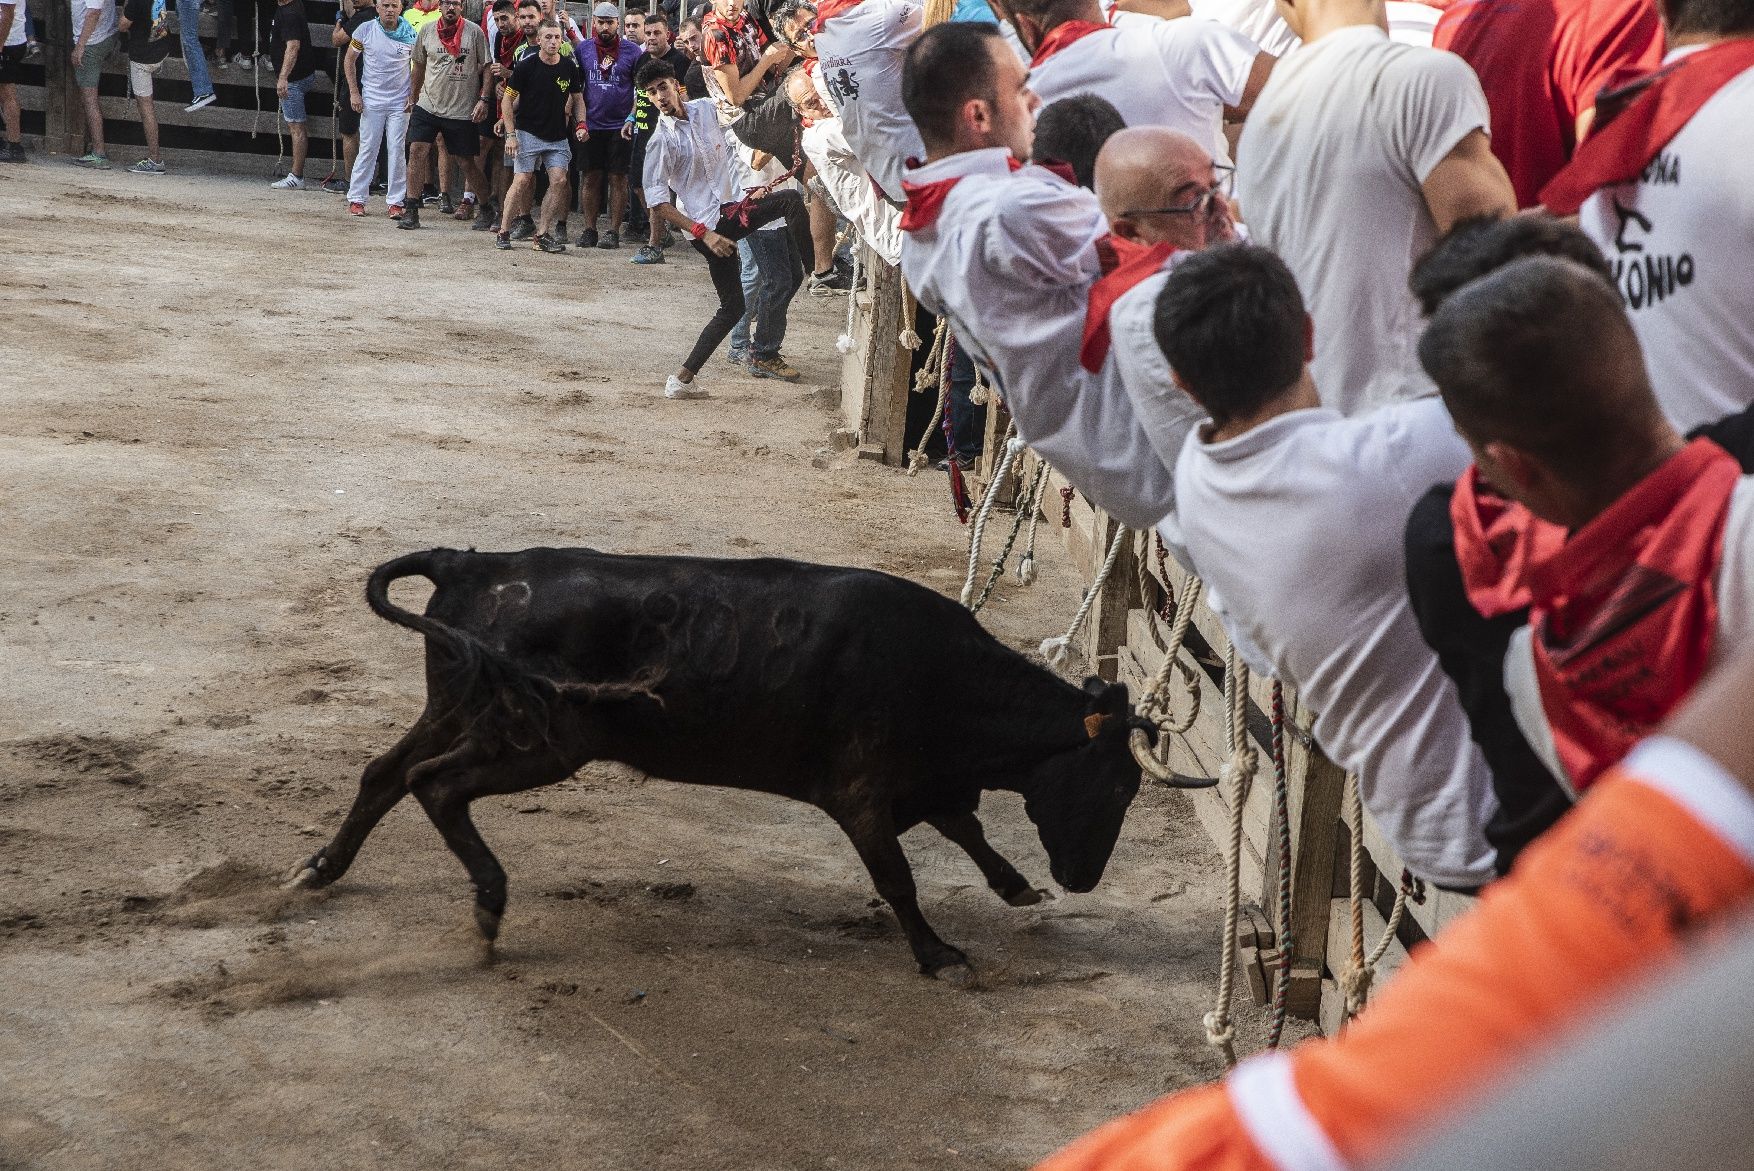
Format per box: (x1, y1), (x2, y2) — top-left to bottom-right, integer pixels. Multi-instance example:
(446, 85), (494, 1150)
(1130, 727), (1219, 789)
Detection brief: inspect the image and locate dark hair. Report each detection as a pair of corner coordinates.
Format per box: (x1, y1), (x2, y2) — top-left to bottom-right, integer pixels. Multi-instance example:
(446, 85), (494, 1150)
(771, 0), (816, 32)
(1664, 0), (1754, 35)
(997, 0), (1087, 23)
(635, 56), (678, 87)
(1032, 94), (1124, 190)
(1410, 214), (1616, 317)
(1419, 256), (1653, 481)
(644, 10), (669, 26)
(902, 22), (1002, 152)
(1152, 244), (1308, 426)
(516, 0), (541, 11)
(492, 0), (513, 10)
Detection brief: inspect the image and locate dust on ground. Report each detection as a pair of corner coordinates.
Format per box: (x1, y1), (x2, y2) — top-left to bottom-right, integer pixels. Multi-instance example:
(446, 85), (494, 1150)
(0, 164), (1274, 1171)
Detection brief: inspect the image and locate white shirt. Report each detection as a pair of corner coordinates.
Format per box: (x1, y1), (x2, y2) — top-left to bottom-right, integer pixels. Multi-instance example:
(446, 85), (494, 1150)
(1579, 49), (1754, 432)
(813, 0), (926, 203)
(1190, 0), (1296, 57)
(71, 0), (119, 45)
(1174, 399), (1499, 887)
(900, 149), (1177, 530)
(643, 97), (738, 225)
(1236, 26), (1490, 417)
(1506, 476), (1754, 795)
(1026, 19), (1260, 165)
(351, 18), (416, 109)
(2, 0), (27, 48)
(1108, 264), (1205, 529)
(802, 116), (903, 265)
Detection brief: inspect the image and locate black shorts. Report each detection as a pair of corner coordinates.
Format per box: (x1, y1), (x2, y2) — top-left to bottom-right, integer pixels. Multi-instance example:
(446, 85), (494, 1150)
(335, 99), (361, 136)
(576, 131), (631, 175)
(409, 105), (480, 154)
(0, 44), (27, 85)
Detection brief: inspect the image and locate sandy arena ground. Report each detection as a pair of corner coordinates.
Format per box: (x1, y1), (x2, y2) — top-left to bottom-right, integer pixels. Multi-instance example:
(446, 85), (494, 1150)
(0, 164), (1259, 1170)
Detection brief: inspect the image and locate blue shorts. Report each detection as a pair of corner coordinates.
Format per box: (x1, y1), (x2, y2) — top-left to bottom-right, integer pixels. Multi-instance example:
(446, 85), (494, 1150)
(278, 74), (314, 124)
(515, 131), (570, 175)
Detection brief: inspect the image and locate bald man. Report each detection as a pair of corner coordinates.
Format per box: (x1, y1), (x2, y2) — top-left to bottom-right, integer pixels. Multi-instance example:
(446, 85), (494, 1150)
(1087, 127), (1238, 543)
(787, 64), (903, 265)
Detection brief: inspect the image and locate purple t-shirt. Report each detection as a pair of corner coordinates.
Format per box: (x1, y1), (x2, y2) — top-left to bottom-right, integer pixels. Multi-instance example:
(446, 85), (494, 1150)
(576, 35), (643, 130)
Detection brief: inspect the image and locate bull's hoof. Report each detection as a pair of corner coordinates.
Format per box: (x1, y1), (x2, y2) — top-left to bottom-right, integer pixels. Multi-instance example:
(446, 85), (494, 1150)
(1004, 886), (1054, 908)
(474, 905), (503, 943)
(931, 961), (978, 989)
(279, 851), (328, 890)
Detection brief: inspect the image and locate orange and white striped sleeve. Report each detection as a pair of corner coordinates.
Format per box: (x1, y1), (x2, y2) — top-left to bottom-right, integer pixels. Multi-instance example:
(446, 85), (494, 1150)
(1033, 736), (1754, 1171)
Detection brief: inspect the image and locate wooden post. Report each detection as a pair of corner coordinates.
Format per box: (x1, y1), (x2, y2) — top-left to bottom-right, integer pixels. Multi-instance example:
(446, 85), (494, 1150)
(1259, 707), (1347, 1020)
(44, 0), (76, 154)
(839, 248), (912, 466)
(1078, 513), (1137, 681)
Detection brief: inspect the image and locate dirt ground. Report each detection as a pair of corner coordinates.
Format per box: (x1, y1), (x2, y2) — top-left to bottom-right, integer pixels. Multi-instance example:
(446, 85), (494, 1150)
(0, 164), (1265, 1171)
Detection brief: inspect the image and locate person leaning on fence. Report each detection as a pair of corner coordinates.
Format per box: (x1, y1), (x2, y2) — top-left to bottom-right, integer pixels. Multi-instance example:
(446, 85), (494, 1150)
(635, 55), (809, 399)
(69, 0), (123, 168)
(344, 0), (419, 216)
(0, 0), (26, 162)
(268, 0), (319, 188)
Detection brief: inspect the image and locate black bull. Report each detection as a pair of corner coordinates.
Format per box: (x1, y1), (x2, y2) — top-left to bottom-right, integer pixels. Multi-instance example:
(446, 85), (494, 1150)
(285, 547), (1163, 976)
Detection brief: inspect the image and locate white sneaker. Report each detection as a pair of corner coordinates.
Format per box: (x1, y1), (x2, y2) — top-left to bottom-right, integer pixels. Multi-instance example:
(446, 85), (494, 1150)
(270, 173), (304, 190)
(664, 375), (707, 400)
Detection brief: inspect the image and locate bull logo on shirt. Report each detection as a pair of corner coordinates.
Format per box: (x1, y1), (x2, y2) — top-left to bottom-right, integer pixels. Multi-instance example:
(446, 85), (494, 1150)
(827, 67), (859, 104)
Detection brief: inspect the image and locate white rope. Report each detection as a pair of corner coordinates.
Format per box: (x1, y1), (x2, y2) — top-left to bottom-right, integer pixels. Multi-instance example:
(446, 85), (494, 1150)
(968, 459), (1047, 615)
(1014, 463), (1051, 585)
(969, 369), (990, 407)
(899, 282), (921, 349)
(835, 244), (863, 354)
(1039, 524), (1127, 669)
(1204, 643), (1255, 1067)
(960, 435), (1026, 607)
(1337, 774), (1405, 1019)
(905, 320), (952, 475)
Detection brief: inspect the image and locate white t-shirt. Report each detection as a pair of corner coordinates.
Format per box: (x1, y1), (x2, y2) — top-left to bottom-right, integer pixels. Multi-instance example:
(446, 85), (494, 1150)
(813, 0), (925, 204)
(1578, 50), (1754, 432)
(802, 116), (903, 265)
(900, 148), (1178, 530)
(1505, 476), (1754, 795)
(351, 17), (416, 109)
(1174, 399), (1499, 887)
(1108, 264), (1205, 528)
(2, 0), (27, 48)
(1190, 0), (1296, 57)
(1026, 19), (1259, 165)
(643, 97), (738, 225)
(1236, 25), (1490, 417)
(71, 0), (120, 45)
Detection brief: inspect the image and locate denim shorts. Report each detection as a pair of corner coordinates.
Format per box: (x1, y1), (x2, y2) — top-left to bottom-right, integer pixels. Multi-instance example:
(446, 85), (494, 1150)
(514, 131), (570, 175)
(278, 74), (314, 124)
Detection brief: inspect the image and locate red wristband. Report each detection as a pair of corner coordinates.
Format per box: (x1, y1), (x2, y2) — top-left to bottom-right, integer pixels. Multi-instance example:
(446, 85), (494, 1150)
(690, 221), (708, 239)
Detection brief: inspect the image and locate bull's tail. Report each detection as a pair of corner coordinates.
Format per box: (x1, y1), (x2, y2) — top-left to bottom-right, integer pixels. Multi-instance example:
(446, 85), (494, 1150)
(365, 550), (660, 755)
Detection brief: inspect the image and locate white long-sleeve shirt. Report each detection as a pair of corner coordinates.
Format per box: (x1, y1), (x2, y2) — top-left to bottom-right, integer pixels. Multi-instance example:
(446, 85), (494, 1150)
(899, 148), (1177, 530)
(813, 0), (926, 203)
(642, 97), (738, 225)
(802, 116), (903, 266)
(1174, 398), (1499, 887)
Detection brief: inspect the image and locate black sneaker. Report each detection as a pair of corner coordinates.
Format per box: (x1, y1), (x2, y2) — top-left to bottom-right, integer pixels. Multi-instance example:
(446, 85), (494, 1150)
(533, 232), (567, 253)
(575, 226), (598, 248)
(495, 231), (512, 250)
(597, 230), (620, 250)
(397, 205), (421, 230)
(471, 203), (498, 231)
(809, 266), (854, 294)
(438, 192), (456, 216)
(508, 215), (536, 242)
(0, 142), (25, 163)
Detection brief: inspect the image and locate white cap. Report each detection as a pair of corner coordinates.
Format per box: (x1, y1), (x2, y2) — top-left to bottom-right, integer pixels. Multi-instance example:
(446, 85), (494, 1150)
(593, 3), (620, 16)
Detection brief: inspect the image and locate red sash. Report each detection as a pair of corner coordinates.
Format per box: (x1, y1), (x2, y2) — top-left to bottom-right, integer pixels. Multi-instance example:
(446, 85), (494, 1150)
(900, 155), (1024, 232)
(1079, 238), (1175, 373)
(1451, 466), (1566, 618)
(1491, 441), (1738, 789)
(1540, 38), (1754, 214)
(1029, 19), (1110, 68)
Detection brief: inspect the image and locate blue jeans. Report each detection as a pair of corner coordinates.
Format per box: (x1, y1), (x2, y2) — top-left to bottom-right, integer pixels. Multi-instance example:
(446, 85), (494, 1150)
(728, 227), (804, 358)
(175, 0), (214, 98)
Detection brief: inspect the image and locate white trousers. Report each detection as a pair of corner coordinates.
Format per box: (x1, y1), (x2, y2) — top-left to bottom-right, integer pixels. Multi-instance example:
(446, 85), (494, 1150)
(348, 105), (410, 207)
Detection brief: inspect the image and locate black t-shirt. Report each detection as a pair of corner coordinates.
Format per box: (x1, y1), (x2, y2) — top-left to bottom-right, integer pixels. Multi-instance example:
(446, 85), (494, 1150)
(335, 8), (373, 80)
(271, 0), (318, 82)
(122, 0), (173, 64)
(630, 46), (690, 133)
(683, 59), (708, 100)
(507, 52), (583, 143)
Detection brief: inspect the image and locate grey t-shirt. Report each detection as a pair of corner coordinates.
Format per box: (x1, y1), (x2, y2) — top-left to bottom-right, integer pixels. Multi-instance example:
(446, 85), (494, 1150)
(413, 17), (489, 120)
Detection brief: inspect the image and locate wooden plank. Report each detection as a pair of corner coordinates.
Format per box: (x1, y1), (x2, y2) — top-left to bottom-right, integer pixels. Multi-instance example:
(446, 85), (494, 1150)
(842, 252), (911, 466)
(1080, 512), (1135, 682)
(1320, 892), (1411, 1036)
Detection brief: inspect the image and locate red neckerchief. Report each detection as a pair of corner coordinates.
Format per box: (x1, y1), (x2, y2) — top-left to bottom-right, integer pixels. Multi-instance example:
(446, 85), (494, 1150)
(898, 156), (1076, 232)
(589, 33), (619, 74)
(1079, 237), (1174, 373)
(497, 27), (525, 70)
(1029, 19), (1110, 69)
(1450, 465), (1567, 618)
(1522, 440), (1738, 789)
(1541, 38), (1754, 213)
(812, 0), (862, 33)
(437, 14), (465, 59)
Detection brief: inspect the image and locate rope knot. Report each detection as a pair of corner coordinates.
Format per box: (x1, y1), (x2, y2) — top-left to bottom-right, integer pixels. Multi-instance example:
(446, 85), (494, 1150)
(1202, 1010), (1235, 1051)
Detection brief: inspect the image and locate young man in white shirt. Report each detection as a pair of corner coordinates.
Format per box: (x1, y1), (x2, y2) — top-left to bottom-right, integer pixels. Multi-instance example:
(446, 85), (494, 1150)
(1542, 0), (1754, 431)
(345, 0), (420, 215)
(1235, 0), (1515, 416)
(811, 0), (925, 203)
(988, 0), (1273, 166)
(1162, 243), (1499, 888)
(638, 57), (810, 398)
(0, 0), (26, 162)
(897, 20), (1176, 531)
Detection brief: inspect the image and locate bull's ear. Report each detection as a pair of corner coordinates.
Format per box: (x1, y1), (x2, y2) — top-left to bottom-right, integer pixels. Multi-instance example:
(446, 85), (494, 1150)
(1081, 678), (1131, 716)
